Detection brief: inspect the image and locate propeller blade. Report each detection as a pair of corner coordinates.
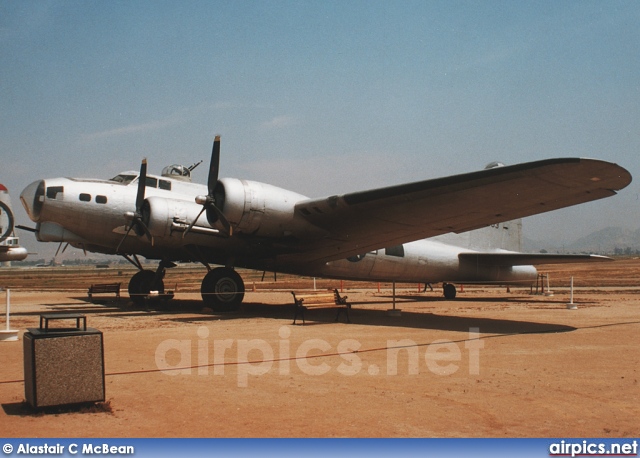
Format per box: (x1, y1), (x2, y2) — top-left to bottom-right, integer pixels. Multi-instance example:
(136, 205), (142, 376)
(182, 206), (206, 238)
(116, 158), (154, 252)
(16, 225), (37, 233)
(183, 135), (233, 237)
(116, 223), (134, 253)
(136, 200), (153, 243)
(136, 159), (148, 211)
(137, 217), (154, 244)
(207, 205), (233, 236)
(208, 136), (220, 194)
(55, 242), (63, 258)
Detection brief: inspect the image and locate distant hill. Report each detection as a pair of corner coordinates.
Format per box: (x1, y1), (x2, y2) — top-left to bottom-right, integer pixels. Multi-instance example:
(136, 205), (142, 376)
(524, 227), (640, 255)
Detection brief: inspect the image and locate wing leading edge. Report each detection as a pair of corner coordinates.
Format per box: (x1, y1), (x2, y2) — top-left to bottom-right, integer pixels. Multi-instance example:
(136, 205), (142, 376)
(458, 253), (613, 266)
(287, 158), (631, 266)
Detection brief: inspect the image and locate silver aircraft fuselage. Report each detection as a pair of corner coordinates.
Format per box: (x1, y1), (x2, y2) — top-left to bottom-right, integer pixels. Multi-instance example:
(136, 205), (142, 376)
(20, 170), (536, 286)
(20, 149), (630, 310)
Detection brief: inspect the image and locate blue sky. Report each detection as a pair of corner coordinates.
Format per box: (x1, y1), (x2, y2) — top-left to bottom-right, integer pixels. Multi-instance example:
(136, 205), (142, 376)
(1, 1), (639, 257)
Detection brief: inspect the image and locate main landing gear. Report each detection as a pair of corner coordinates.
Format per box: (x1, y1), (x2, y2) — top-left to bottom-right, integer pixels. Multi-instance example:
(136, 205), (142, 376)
(127, 260), (172, 306)
(200, 267), (245, 312)
(123, 255), (245, 312)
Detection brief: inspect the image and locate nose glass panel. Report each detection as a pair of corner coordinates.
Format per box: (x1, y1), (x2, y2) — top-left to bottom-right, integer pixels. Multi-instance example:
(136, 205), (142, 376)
(20, 180), (45, 222)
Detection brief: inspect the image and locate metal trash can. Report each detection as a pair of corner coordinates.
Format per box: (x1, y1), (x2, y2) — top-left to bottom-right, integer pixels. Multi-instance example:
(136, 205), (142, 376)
(23, 313), (105, 408)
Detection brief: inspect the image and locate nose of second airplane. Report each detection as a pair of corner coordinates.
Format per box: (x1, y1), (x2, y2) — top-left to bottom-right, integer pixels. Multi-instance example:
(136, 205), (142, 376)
(20, 180), (45, 222)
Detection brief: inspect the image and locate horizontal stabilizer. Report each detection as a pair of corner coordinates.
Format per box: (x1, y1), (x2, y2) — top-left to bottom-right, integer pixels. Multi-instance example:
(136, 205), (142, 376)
(458, 253), (612, 266)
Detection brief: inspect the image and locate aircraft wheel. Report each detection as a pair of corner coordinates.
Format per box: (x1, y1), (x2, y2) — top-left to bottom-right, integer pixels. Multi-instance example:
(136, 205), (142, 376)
(443, 283), (457, 300)
(201, 267), (245, 311)
(128, 270), (164, 305)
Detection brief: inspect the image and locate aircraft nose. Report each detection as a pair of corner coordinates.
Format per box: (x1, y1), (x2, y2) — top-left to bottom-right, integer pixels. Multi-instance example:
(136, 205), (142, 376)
(20, 180), (45, 222)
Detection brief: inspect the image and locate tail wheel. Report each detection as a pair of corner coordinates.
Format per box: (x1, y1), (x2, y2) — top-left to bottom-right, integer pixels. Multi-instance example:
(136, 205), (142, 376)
(128, 270), (164, 305)
(201, 267), (245, 311)
(443, 283), (457, 300)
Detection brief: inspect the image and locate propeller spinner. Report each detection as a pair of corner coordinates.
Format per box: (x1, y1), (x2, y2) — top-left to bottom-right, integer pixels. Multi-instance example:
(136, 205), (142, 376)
(183, 136), (232, 237)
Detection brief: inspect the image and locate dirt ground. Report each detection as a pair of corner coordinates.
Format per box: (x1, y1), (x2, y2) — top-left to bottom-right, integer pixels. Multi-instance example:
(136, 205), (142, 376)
(0, 260), (638, 438)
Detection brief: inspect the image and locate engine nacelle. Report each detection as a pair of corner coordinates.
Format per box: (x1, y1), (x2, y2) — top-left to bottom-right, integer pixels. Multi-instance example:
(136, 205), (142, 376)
(144, 197), (210, 238)
(143, 178), (310, 239)
(217, 178), (308, 237)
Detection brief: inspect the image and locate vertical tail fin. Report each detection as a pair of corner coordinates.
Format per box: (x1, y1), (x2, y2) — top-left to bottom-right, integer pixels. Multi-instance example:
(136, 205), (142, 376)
(432, 219), (523, 252)
(467, 219), (523, 252)
(463, 161), (523, 252)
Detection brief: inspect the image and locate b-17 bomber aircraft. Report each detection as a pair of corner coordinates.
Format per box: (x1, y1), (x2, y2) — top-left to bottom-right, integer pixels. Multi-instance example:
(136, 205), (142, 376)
(19, 137), (632, 310)
(0, 183), (28, 263)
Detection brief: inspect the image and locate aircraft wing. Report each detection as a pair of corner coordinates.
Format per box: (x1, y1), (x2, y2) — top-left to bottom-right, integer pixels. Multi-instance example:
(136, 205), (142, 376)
(287, 158), (631, 265)
(458, 253), (613, 266)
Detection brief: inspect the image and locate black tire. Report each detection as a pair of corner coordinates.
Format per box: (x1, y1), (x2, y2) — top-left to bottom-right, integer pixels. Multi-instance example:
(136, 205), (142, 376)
(443, 283), (457, 300)
(201, 267), (245, 311)
(0, 201), (14, 242)
(128, 270), (164, 305)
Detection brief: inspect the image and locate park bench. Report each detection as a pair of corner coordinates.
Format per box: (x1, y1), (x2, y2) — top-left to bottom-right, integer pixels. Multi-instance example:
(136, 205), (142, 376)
(87, 283), (121, 302)
(291, 289), (351, 325)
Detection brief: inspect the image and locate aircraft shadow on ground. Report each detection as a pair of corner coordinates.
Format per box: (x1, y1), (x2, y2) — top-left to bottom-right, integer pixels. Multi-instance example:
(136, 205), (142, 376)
(385, 294), (598, 305)
(159, 300), (576, 335)
(354, 309), (575, 334)
(14, 296), (576, 335)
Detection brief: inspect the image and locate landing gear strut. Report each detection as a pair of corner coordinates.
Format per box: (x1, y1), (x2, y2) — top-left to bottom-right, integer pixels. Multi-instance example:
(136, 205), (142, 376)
(443, 282), (457, 300)
(201, 267), (245, 312)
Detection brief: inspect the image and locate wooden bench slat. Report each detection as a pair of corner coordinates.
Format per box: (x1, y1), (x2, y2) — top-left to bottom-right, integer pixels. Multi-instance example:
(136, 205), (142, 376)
(296, 294), (335, 307)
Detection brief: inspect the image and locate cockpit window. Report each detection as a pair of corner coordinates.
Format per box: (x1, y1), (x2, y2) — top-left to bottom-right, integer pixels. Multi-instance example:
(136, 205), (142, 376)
(46, 186), (64, 199)
(110, 174), (136, 185)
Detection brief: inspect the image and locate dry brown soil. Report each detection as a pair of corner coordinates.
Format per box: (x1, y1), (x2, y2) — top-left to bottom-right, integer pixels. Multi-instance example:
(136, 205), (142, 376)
(0, 260), (638, 437)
